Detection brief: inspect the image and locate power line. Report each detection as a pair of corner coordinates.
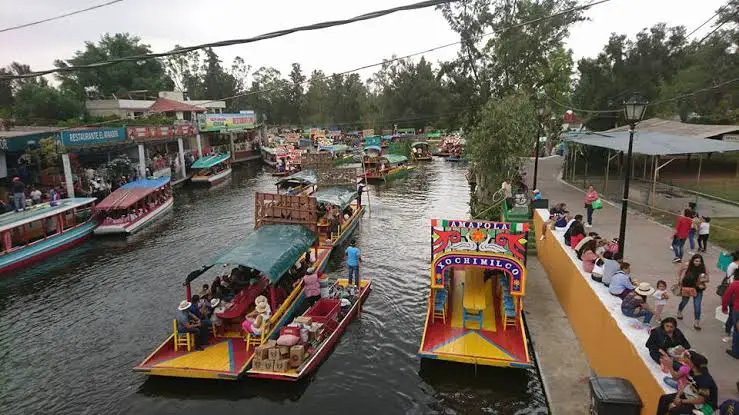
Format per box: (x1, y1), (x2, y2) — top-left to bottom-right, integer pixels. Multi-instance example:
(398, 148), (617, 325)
(685, 9), (721, 39)
(0, 0), (124, 34)
(648, 77), (739, 106)
(695, 10), (738, 46)
(2, 0), (456, 80)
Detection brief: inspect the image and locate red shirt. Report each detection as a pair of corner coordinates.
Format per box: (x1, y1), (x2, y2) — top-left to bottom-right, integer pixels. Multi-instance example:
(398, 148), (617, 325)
(674, 216), (692, 239)
(722, 280), (739, 312)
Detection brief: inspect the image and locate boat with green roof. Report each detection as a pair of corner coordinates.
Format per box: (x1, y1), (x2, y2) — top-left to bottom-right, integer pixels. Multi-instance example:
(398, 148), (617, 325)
(358, 154), (414, 183)
(191, 153), (232, 185)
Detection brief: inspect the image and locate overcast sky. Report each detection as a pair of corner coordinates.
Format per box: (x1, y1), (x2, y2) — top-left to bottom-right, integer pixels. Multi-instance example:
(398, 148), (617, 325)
(0, 0), (728, 85)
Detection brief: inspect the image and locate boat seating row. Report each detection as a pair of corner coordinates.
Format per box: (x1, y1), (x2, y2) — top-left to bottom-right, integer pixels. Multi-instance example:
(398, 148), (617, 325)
(497, 275), (518, 329)
(433, 288), (448, 323)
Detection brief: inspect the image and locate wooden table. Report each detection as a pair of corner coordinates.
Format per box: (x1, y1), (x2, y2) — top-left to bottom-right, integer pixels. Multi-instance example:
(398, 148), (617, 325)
(463, 272), (487, 313)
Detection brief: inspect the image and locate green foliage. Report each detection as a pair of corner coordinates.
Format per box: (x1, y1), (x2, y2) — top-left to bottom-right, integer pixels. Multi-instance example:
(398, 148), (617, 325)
(13, 83), (84, 124)
(55, 33), (174, 99)
(468, 93), (538, 204)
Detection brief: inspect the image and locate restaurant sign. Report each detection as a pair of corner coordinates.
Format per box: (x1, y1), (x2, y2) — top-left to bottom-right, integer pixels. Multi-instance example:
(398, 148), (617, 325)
(61, 128), (128, 146)
(127, 124), (197, 142)
(199, 111), (257, 132)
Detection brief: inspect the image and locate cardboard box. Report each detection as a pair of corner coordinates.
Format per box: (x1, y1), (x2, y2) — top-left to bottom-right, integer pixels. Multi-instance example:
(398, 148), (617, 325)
(264, 339), (278, 349)
(279, 346), (290, 358)
(268, 347), (281, 361)
(254, 346), (270, 361)
(261, 359), (274, 371)
(295, 316), (313, 325)
(273, 359), (289, 373)
(289, 345), (305, 368)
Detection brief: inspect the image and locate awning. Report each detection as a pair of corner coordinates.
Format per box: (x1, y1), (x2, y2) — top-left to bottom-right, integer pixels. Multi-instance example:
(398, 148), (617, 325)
(96, 177), (170, 210)
(314, 187), (357, 210)
(191, 153), (230, 168)
(276, 168), (318, 186)
(331, 144), (349, 153)
(209, 224), (316, 284)
(564, 131), (739, 156)
(364, 145), (382, 153)
(382, 154), (408, 164)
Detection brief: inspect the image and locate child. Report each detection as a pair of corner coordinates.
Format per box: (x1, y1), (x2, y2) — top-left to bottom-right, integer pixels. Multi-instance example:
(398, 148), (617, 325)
(697, 216), (710, 253)
(653, 280), (670, 323)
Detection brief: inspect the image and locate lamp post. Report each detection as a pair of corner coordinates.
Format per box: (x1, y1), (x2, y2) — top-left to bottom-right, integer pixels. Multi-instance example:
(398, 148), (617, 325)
(618, 94), (648, 257)
(533, 108), (544, 191)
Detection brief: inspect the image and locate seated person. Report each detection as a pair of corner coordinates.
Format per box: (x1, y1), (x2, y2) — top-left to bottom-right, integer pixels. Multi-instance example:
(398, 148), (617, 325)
(210, 298), (230, 330)
(656, 352), (718, 415)
(246, 295), (272, 319)
(609, 262), (636, 299)
(188, 295), (211, 326)
(242, 300), (270, 335)
(646, 317), (691, 370)
(176, 300), (209, 350)
(198, 284), (210, 300)
(621, 283), (656, 327)
(601, 251), (623, 287)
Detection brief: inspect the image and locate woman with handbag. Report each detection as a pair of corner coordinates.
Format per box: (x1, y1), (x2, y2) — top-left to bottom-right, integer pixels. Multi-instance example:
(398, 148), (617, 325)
(584, 184), (599, 228)
(676, 254), (709, 330)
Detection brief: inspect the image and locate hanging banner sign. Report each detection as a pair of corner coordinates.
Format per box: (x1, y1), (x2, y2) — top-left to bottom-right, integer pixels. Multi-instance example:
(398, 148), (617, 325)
(61, 128), (127, 146)
(199, 112), (257, 132)
(126, 124), (197, 141)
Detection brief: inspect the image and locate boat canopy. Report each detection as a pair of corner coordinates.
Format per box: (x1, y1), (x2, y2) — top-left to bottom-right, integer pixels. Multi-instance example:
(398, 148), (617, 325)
(96, 177), (171, 210)
(209, 224), (316, 284)
(331, 144), (349, 153)
(411, 141), (429, 148)
(364, 145), (382, 153)
(0, 198), (97, 233)
(262, 147), (278, 155)
(276, 168), (318, 186)
(314, 187), (357, 210)
(382, 154), (408, 164)
(381, 135), (394, 141)
(426, 131), (441, 138)
(191, 153), (230, 169)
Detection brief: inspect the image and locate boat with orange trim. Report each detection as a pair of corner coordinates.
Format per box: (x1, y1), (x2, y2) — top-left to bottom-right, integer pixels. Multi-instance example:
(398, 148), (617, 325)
(418, 218), (532, 369)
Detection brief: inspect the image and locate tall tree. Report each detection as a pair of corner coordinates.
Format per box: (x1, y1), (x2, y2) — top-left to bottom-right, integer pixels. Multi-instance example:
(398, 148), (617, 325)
(13, 83), (84, 124)
(287, 63), (306, 124)
(54, 33), (174, 99)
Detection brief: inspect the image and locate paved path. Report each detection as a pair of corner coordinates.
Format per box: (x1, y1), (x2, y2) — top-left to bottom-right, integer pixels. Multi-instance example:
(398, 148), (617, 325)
(529, 156), (738, 403)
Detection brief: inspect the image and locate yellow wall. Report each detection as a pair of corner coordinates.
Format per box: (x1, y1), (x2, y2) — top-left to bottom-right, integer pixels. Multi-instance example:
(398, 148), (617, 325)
(534, 210), (664, 415)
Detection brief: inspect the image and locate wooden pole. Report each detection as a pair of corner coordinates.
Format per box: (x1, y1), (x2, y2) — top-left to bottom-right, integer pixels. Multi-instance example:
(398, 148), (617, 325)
(605, 150), (611, 193)
(697, 155), (703, 185)
(361, 155), (371, 216)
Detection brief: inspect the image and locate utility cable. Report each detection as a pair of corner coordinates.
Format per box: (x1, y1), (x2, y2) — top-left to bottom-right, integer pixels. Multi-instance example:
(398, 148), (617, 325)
(3, 0), (456, 80)
(0, 0), (124, 34)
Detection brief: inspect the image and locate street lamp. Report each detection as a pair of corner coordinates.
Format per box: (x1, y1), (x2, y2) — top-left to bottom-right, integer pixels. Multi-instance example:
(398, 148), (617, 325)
(618, 94), (648, 257)
(533, 108), (545, 191)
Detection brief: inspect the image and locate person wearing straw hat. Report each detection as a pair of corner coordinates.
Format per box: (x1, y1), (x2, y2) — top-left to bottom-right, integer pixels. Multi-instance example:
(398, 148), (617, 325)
(176, 300), (208, 350)
(621, 282), (656, 328)
(242, 301), (269, 335)
(210, 298), (229, 329)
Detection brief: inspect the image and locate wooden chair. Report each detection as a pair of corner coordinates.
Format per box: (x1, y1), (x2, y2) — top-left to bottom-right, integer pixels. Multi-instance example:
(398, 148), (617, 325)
(173, 320), (193, 352)
(433, 288), (448, 323)
(245, 318), (269, 352)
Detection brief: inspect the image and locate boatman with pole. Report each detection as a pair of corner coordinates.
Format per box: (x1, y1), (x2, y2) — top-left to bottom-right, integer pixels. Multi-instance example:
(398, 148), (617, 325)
(346, 239), (362, 291)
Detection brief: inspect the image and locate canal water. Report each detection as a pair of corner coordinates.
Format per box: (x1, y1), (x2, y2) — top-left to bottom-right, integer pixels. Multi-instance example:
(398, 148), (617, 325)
(0, 161), (547, 415)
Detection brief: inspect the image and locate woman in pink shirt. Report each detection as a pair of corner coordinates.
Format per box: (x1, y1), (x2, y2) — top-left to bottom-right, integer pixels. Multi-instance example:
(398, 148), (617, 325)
(298, 267), (321, 308)
(579, 240), (599, 274)
(584, 184), (599, 228)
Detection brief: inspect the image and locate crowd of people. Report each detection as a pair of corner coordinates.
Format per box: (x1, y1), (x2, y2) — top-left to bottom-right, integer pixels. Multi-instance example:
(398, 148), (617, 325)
(3, 176), (62, 213)
(542, 189), (739, 414)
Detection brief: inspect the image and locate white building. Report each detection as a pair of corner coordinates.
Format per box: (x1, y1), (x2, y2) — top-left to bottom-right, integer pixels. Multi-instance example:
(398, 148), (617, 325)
(86, 91), (226, 119)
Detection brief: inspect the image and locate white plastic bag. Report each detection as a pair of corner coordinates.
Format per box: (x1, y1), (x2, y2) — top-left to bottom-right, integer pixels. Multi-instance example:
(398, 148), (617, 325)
(715, 305), (728, 324)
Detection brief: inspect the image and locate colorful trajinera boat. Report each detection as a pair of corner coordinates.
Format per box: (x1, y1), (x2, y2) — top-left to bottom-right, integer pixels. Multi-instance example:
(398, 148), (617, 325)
(247, 278), (371, 381)
(411, 141), (433, 161)
(191, 153), (232, 185)
(418, 219), (532, 368)
(396, 127), (416, 136)
(276, 168), (318, 196)
(94, 177), (173, 235)
(134, 193), (327, 380)
(358, 154), (413, 183)
(0, 198), (97, 273)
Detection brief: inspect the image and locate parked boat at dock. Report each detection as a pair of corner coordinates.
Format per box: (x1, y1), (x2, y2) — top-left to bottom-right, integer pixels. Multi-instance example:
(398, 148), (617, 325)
(418, 219), (532, 369)
(191, 153), (232, 185)
(359, 154), (413, 183)
(94, 177), (173, 235)
(411, 141), (433, 161)
(0, 198), (97, 273)
(276, 169), (318, 196)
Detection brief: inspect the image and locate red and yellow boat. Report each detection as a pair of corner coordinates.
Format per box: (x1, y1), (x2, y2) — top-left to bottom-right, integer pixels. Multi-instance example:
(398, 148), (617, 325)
(418, 219), (532, 368)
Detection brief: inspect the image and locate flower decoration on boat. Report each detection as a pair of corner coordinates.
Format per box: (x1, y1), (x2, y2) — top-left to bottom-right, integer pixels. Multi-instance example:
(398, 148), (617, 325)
(470, 229), (486, 243)
(513, 279), (520, 289)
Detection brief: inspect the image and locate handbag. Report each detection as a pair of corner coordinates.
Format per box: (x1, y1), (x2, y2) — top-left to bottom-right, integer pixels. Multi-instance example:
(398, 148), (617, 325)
(592, 198), (603, 210)
(717, 251), (731, 272)
(680, 287), (698, 298)
(717, 276), (729, 296)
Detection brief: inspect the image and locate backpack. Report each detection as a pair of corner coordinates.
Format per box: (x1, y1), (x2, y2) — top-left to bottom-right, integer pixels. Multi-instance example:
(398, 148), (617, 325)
(716, 276), (729, 297)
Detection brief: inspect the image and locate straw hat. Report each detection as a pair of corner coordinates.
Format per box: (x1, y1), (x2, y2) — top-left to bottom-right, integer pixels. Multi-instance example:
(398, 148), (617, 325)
(255, 295), (268, 305)
(306, 267), (315, 274)
(178, 300), (192, 311)
(256, 302), (268, 313)
(210, 298), (221, 308)
(635, 282), (655, 296)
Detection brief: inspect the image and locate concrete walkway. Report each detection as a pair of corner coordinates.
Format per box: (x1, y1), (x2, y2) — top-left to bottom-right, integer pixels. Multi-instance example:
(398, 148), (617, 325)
(529, 156), (738, 403)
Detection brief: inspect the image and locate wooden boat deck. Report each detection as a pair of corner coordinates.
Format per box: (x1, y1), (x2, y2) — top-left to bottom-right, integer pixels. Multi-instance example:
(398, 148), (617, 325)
(419, 269), (531, 368)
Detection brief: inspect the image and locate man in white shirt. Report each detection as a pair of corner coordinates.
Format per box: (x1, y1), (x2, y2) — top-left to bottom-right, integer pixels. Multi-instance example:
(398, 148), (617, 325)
(30, 187), (42, 204)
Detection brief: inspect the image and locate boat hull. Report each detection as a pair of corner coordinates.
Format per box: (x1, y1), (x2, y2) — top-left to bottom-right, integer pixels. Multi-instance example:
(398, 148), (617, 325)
(247, 279), (372, 381)
(192, 168), (232, 185)
(413, 156), (433, 161)
(0, 221), (97, 274)
(94, 198), (173, 235)
(360, 166), (414, 183)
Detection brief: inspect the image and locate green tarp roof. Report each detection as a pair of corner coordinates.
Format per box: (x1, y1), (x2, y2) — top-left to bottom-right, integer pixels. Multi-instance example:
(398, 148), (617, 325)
(276, 168), (318, 186)
(426, 132), (441, 138)
(314, 187), (357, 210)
(191, 153), (230, 168)
(210, 224), (316, 284)
(332, 144), (349, 153)
(382, 154), (408, 164)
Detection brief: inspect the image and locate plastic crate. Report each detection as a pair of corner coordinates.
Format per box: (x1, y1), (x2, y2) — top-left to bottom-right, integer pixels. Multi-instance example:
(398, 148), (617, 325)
(589, 377), (642, 415)
(305, 298), (340, 324)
